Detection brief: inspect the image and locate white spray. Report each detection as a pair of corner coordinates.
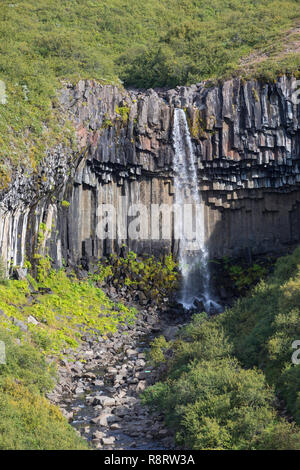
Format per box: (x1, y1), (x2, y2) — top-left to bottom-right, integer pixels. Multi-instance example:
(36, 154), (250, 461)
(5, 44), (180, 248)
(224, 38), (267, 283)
(172, 108), (221, 313)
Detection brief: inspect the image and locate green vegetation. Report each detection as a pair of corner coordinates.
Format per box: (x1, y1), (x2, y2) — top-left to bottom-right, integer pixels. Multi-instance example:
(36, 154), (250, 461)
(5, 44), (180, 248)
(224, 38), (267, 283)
(142, 247), (300, 449)
(212, 255), (273, 296)
(0, 256), (139, 449)
(1, 0), (300, 178)
(147, 335), (169, 365)
(92, 251), (179, 304)
(0, 327), (87, 449)
(61, 200), (70, 208)
(220, 246), (300, 423)
(0, 267), (137, 355)
(115, 105), (130, 125)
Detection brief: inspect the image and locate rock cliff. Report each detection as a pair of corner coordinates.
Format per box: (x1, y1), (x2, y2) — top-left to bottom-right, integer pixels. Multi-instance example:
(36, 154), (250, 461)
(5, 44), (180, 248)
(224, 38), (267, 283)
(1, 75), (300, 270)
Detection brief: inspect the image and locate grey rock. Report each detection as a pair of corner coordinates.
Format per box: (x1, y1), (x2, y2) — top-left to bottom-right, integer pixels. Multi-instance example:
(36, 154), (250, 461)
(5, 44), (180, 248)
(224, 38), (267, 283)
(12, 318), (28, 332)
(162, 326), (179, 341)
(27, 315), (39, 325)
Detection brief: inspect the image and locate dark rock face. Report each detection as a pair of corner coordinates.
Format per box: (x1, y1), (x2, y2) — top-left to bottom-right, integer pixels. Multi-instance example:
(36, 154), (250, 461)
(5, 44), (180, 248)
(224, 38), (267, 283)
(1, 76), (300, 269)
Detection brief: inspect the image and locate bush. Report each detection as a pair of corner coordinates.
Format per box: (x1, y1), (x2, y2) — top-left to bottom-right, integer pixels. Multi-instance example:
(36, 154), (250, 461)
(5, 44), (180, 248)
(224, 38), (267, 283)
(142, 248), (300, 449)
(0, 327), (87, 449)
(142, 353), (299, 449)
(0, 379), (87, 450)
(94, 251), (179, 304)
(148, 336), (169, 366)
(219, 246), (300, 422)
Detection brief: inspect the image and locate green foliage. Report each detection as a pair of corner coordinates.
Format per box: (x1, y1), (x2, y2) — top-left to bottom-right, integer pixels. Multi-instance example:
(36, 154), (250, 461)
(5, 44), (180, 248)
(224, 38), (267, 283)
(219, 246), (300, 422)
(1, 0), (300, 179)
(228, 263), (268, 294)
(61, 200), (70, 208)
(142, 316), (300, 449)
(142, 248), (300, 449)
(95, 251), (179, 304)
(0, 327), (54, 394)
(0, 327), (87, 449)
(35, 255), (52, 283)
(115, 104), (130, 124)
(148, 336), (169, 366)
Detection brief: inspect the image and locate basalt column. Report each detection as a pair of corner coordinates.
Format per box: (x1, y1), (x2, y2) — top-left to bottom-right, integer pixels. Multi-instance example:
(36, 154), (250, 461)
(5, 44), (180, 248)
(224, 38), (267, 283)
(1, 76), (300, 269)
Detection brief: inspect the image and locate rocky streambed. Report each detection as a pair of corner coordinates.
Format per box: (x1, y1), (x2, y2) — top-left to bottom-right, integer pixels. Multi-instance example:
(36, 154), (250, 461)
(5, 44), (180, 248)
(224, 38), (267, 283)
(47, 303), (189, 450)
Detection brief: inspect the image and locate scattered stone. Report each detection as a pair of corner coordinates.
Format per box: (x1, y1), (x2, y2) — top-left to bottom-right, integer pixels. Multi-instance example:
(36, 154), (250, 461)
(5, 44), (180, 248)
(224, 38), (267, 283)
(93, 430), (105, 439)
(163, 326), (179, 341)
(110, 423), (121, 430)
(50, 298), (177, 451)
(101, 436), (115, 446)
(12, 318), (28, 332)
(93, 396), (115, 407)
(136, 380), (147, 392)
(27, 315), (39, 325)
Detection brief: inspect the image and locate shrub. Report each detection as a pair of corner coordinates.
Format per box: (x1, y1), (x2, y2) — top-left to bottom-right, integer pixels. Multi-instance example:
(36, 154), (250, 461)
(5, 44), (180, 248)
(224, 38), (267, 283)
(142, 248), (300, 449)
(0, 379), (87, 450)
(94, 251), (179, 304)
(142, 354), (299, 450)
(0, 327), (87, 449)
(148, 336), (169, 366)
(219, 246), (300, 422)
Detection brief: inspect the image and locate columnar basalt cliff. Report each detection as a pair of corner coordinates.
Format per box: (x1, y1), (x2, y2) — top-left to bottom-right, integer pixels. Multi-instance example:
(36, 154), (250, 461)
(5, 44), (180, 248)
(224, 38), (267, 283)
(1, 76), (300, 270)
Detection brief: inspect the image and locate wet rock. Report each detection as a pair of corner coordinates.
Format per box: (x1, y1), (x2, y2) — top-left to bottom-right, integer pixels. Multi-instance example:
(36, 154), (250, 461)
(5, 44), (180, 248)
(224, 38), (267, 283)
(162, 326), (179, 341)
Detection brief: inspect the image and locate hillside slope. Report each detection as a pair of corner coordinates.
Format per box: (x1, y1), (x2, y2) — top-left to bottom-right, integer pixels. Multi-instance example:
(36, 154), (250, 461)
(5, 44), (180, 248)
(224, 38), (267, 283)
(1, 0), (300, 179)
(143, 247), (300, 449)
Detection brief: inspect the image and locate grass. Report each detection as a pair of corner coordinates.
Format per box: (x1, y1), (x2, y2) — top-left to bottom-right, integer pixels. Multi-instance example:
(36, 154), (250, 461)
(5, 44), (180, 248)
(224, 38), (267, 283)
(0, 268), (137, 355)
(142, 246), (300, 449)
(1, 1), (300, 180)
(219, 246), (300, 423)
(0, 327), (87, 449)
(0, 261), (137, 449)
(0, 378), (87, 450)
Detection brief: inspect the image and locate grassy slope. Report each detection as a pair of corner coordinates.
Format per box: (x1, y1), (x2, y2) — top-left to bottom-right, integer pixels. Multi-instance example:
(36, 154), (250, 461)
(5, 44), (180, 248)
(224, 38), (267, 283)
(143, 247), (300, 450)
(220, 247), (300, 423)
(0, 328), (87, 450)
(0, 0), (300, 178)
(0, 252), (178, 449)
(0, 264), (137, 449)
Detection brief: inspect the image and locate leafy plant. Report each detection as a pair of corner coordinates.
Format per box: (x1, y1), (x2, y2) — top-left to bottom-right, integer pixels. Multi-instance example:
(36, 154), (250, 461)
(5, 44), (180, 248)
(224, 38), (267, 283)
(94, 251), (179, 304)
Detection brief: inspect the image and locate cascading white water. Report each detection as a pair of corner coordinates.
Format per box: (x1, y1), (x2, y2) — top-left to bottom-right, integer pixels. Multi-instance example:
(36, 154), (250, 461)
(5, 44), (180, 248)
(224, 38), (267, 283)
(172, 108), (221, 313)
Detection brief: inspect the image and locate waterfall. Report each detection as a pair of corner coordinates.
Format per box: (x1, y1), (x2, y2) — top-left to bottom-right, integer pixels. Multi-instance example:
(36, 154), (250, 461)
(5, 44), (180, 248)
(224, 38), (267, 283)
(172, 108), (221, 313)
